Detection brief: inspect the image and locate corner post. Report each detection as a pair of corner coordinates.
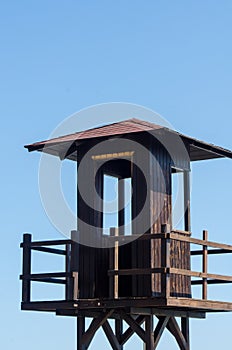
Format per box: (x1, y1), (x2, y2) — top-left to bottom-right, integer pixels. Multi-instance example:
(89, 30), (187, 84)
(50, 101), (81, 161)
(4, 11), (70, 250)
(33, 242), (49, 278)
(109, 227), (119, 299)
(161, 224), (171, 299)
(65, 241), (72, 300)
(181, 317), (190, 350)
(77, 316), (86, 350)
(115, 319), (123, 350)
(71, 230), (80, 300)
(202, 230), (208, 300)
(22, 233), (32, 303)
(144, 315), (154, 350)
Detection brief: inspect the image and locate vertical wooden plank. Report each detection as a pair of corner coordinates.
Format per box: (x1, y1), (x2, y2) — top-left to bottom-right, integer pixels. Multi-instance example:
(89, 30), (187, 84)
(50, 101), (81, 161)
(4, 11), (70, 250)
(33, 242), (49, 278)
(65, 242), (72, 300)
(22, 233), (31, 303)
(184, 171), (191, 232)
(109, 227), (119, 298)
(183, 170), (192, 297)
(202, 230), (208, 300)
(71, 230), (79, 300)
(109, 227), (115, 299)
(161, 224), (171, 298)
(118, 178), (125, 235)
(114, 227), (119, 299)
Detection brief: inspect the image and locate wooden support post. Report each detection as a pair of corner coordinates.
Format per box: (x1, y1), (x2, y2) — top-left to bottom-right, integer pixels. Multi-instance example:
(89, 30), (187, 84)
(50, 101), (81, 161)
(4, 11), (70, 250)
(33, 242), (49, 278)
(181, 317), (190, 350)
(202, 230), (208, 300)
(110, 227), (119, 299)
(109, 228), (114, 299)
(161, 224), (171, 298)
(118, 179), (125, 236)
(77, 316), (85, 350)
(115, 319), (123, 350)
(65, 243), (72, 300)
(71, 230), (79, 300)
(144, 315), (154, 350)
(184, 171), (191, 232)
(22, 233), (31, 303)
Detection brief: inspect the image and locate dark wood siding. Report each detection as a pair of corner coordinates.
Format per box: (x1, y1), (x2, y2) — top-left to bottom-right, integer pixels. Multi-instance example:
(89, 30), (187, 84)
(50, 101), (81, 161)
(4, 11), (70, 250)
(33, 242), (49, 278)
(77, 132), (191, 299)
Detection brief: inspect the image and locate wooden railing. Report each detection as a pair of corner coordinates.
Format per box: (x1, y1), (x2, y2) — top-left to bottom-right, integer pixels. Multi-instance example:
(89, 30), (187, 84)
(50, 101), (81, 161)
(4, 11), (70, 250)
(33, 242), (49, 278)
(20, 231), (79, 303)
(21, 227), (232, 304)
(108, 225), (232, 301)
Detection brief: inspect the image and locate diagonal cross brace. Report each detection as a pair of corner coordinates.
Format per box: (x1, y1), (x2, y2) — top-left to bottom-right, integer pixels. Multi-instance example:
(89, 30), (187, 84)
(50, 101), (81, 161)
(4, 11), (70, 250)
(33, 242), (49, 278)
(81, 310), (114, 348)
(121, 311), (147, 343)
(102, 320), (122, 350)
(165, 316), (189, 350)
(153, 316), (170, 349)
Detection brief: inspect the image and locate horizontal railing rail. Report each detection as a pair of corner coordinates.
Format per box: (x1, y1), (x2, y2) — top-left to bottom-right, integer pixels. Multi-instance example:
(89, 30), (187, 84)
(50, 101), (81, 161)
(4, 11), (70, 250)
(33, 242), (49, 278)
(108, 225), (232, 301)
(21, 226), (232, 305)
(20, 231), (79, 303)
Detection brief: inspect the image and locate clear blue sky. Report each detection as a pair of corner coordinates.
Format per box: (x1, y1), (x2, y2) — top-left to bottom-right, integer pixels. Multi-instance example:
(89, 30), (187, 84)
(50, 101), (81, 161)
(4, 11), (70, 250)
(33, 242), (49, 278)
(1, 1), (232, 349)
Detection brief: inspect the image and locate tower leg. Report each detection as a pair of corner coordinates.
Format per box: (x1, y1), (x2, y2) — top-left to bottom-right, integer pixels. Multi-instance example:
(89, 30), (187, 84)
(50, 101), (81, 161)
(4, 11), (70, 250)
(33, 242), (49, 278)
(77, 316), (85, 350)
(181, 317), (190, 350)
(144, 315), (154, 350)
(115, 319), (123, 350)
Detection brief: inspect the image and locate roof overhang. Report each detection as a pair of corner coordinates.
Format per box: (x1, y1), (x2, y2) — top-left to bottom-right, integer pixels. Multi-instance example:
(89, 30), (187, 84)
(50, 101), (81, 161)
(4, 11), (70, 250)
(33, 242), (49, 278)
(25, 119), (232, 162)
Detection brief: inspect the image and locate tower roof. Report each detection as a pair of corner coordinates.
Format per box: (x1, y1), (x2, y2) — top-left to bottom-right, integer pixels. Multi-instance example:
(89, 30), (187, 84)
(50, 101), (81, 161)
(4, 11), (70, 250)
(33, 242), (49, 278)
(25, 118), (232, 162)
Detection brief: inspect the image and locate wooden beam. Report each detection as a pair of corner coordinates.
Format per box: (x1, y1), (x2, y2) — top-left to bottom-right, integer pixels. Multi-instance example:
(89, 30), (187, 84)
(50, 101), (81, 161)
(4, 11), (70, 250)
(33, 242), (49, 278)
(32, 246), (66, 255)
(130, 307), (205, 319)
(121, 312), (146, 343)
(166, 317), (188, 350)
(120, 315), (145, 345)
(110, 228), (119, 299)
(161, 224), (171, 298)
(202, 230), (208, 300)
(20, 239), (71, 247)
(184, 171), (191, 232)
(181, 317), (190, 350)
(20, 272), (70, 279)
(169, 233), (232, 251)
(191, 249), (232, 256)
(30, 277), (66, 284)
(65, 243), (72, 300)
(102, 320), (121, 350)
(77, 316), (85, 350)
(118, 179), (125, 236)
(192, 279), (232, 285)
(71, 230), (80, 300)
(153, 316), (170, 349)
(81, 310), (114, 348)
(145, 315), (154, 350)
(22, 233), (31, 303)
(108, 267), (167, 276)
(169, 268), (232, 282)
(115, 319), (123, 349)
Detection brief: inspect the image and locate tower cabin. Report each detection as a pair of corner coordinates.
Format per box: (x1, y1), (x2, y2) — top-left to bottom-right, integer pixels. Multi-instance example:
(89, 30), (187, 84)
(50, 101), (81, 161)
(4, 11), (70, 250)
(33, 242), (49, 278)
(21, 118), (232, 350)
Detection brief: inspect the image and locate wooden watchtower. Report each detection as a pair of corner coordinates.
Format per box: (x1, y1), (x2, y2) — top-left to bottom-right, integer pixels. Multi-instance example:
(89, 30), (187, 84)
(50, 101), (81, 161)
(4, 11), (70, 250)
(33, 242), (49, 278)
(21, 118), (232, 349)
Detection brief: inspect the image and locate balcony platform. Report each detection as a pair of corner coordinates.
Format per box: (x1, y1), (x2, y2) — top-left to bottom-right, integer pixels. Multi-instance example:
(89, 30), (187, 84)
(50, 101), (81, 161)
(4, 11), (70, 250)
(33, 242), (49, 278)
(21, 296), (232, 318)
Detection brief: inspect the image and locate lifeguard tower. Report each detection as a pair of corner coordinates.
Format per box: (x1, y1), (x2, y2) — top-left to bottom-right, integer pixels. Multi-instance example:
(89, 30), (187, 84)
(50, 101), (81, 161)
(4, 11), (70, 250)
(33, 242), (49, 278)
(20, 118), (232, 349)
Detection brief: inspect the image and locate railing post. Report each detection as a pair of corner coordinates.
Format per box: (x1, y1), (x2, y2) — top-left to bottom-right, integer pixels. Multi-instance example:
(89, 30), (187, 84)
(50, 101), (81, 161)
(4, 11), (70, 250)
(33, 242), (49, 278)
(70, 230), (79, 300)
(65, 242), (72, 300)
(161, 224), (171, 298)
(22, 233), (32, 303)
(202, 230), (208, 300)
(109, 227), (119, 299)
